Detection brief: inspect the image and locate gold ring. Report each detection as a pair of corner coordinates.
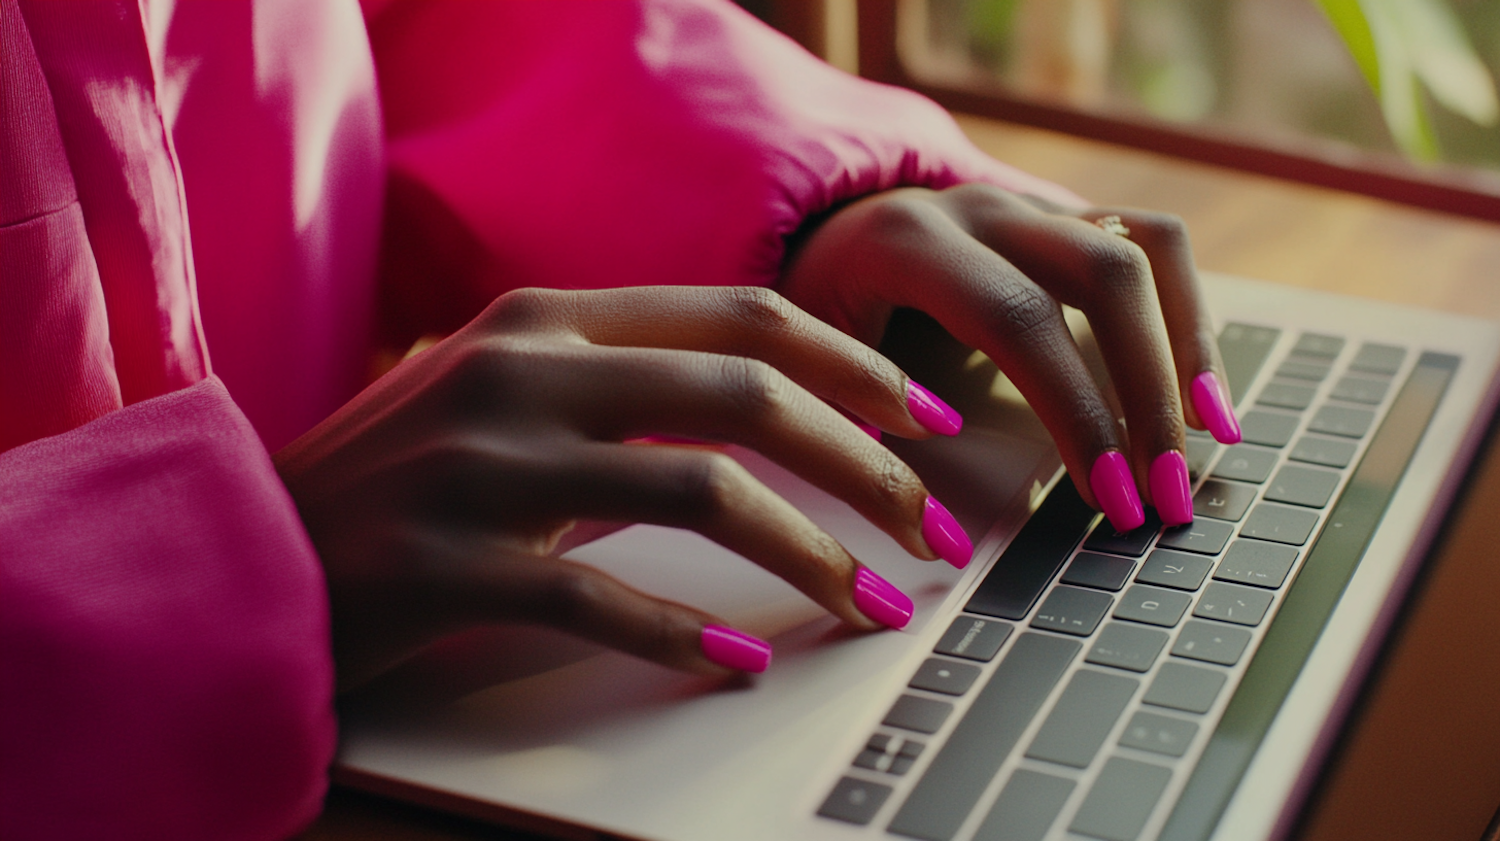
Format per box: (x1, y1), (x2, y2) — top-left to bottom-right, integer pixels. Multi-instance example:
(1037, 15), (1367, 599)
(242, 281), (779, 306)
(1094, 215), (1130, 237)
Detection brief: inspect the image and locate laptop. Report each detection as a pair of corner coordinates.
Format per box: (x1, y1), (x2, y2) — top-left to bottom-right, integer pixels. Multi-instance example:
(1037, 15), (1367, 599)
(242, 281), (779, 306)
(332, 271), (1500, 841)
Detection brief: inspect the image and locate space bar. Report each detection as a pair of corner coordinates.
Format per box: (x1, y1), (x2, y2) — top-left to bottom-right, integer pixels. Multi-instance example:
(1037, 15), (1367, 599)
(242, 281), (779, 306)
(887, 633), (1081, 841)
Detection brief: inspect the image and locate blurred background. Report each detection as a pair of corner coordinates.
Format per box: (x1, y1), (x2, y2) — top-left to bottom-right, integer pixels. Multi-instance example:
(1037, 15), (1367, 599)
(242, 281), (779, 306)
(740, 0), (1500, 212)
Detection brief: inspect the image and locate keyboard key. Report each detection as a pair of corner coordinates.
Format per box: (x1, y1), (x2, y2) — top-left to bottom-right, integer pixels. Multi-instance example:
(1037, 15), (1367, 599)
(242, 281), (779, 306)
(909, 658), (982, 696)
(1194, 582), (1275, 626)
(1087, 622), (1169, 673)
(1062, 553), (1136, 591)
(819, 777), (892, 825)
(1119, 711), (1199, 758)
(867, 733), (893, 753)
(854, 749), (889, 771)
(1031, 586), (1113, 636)
(1083, 509), (1163, 558)
(1276, 359), (1331, 381)
(897, 739), (925, 758)
(1143, 662), (1227, 713)
(1265, 464), (1340, 508)
(1211, 444), (1279, 483)
(1157, 519), (1234, 555)
(971, 770), (1075, 841)
(1309, 404), (1376, 438)
(1289, 435), (1357, 468)
(1069, 756), (1172, 841)
(1027, 670), (1140, 768)
(888, 634), (1080, 841)
(1136, 549), (1214, 590)
(1172, 621), (1252, 666)
(883, 695), (953, 734)
(1113, 585), (1192, 627)
(1349, 342), (1406, 374)
(967, 481), (1097, 620)
(1292, 333), (1345, 358)
(890, 756), (917, 776)
(1192, 479), (1257, 522)
(1330, 375), (1391, 404)
(1257, 381), (1316, 410)
(1241, 504), (1319, 545)
(933, 616), (1013, 662)
(1215, 539), (1299, 588)
(1239, 410), (1299, 447)
(1185, 437), (1218, 482)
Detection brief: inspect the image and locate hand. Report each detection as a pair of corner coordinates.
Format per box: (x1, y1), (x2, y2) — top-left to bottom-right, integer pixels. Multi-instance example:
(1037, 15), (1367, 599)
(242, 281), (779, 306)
(778, 185), (1241, 532)
(274, 286), (974, 690)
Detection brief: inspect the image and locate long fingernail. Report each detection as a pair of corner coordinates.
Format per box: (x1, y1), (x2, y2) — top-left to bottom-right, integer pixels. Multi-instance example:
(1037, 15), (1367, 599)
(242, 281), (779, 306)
(1149, 451), (1193, 526)
(700, 625), (772, 673)
(907, 381), (963, 436)
(1191, 371), (1242, 444)
(853, 568), (913, 629)
(922, 497), (973, 569)
(1091, 451), (1145, 532)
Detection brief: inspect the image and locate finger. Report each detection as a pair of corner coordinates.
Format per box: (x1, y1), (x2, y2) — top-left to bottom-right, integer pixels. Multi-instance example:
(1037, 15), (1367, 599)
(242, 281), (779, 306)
(445, 441), (917, 633)
(1082, 208), (1241, 445)
(476, 285), (963, 439)
(816, 192), (1142, 530)
(445, 338), (973, 569)
(934, 187), (1190, 525)
(443, 540), (774, 675)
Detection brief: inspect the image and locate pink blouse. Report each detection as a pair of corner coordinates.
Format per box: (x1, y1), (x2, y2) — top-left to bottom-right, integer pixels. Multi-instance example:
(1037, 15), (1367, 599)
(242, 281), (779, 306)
(0, 1), (1077, 837)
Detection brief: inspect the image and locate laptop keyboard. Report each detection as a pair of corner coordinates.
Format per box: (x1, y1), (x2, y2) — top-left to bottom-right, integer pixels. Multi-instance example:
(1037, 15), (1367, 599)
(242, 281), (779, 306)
(816, 325), (1445, 841)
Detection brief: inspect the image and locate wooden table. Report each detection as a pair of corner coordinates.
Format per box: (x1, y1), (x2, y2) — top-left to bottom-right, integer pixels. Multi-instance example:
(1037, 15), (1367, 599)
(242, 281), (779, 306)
(301, 115), (1500, 841)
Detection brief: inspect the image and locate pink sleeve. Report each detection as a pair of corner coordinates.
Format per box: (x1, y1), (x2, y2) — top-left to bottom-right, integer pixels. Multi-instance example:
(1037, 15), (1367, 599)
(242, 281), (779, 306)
(365, 0), (1086, 346)
(0, 378), (336, 841)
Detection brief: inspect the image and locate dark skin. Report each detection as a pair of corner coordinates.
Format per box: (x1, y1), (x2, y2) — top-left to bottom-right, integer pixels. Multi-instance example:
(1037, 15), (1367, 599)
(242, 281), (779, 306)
(274, 185), (1225, 691)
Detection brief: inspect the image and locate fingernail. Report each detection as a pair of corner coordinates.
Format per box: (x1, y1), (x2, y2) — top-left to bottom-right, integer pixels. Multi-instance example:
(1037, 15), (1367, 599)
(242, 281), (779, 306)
(854, 419), (882, 442)
(700, 625), (772, 673)
(853, 568), (913, 629)
(1091, 451), (1145, 532)
(1191, 371), (1242, 444)
(922, 497), (973, 569)
(907, 381), (963, 436)
(1149, 451), (1193, 526)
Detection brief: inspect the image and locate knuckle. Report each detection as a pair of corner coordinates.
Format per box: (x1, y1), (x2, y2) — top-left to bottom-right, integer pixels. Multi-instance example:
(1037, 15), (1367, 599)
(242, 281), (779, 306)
(1135, 211), (1189, 245)
(714, 355), (792, 421)
(990, 282), (1063, 340)
(537, 566), (607, 625)
(867, 449), (923, 511)
(1083, 236), (1152, 286)
(859, 194), (943, 241)
(443, 336), (525, 397)
(672, 452), (748, 523)
(717, 286), (797, 334)
(481, 287), (567, 330)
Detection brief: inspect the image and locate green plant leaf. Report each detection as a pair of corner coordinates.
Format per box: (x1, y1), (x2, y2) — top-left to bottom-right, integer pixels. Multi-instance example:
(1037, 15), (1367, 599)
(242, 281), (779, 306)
(1315, 0), (1382, 94)
(1375, 0), (1498, 126)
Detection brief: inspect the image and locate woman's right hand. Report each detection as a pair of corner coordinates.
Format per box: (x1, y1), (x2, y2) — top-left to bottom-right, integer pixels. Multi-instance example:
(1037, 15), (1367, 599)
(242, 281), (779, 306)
(274, 286), (974, 691)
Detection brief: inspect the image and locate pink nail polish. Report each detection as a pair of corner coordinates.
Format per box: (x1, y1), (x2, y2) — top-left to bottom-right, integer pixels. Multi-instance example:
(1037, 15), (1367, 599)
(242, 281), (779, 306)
(1191, 371), (1242, 444)
(700, 625), (772, 673)
(1149, 451), (1193, 526)
(907, 381), (963, 436)
(1090, 451), (1145, 532)
(854, 419), (882, 442)
(852, 568), (913, 629)
(922, 497), (973, 569)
